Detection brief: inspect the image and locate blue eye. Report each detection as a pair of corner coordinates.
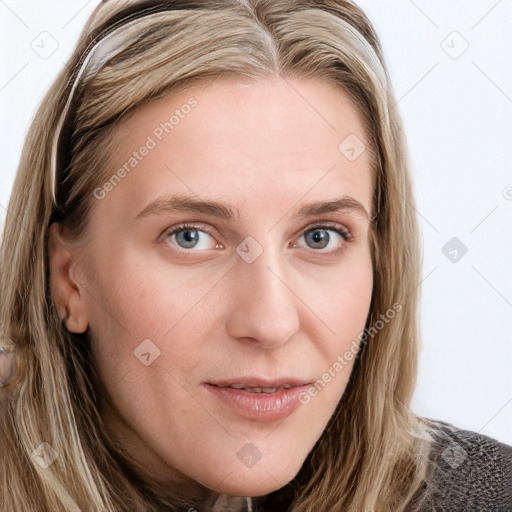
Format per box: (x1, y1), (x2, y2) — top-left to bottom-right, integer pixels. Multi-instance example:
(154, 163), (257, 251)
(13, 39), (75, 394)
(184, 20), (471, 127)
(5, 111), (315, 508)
(299, 225), (350, 251)
(164, 224), (218, 250)
(175, 229), (200, 249)
(162, 223), (351, 253)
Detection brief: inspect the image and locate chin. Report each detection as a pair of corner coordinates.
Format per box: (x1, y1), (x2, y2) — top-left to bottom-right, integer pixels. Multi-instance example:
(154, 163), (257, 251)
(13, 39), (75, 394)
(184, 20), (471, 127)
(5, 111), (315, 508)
(201, 457), (303, 497)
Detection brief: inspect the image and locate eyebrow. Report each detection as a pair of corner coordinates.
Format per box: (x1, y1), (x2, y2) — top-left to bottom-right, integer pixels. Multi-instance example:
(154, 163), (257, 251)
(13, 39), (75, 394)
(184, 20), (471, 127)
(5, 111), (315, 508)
(135, 194), (370, 222)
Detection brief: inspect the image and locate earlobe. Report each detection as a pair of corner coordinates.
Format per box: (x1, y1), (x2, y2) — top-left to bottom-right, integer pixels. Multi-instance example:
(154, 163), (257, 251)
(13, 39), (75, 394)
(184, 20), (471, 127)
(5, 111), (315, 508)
(48, 223), (89, 334)
(64, 313), (88, 334)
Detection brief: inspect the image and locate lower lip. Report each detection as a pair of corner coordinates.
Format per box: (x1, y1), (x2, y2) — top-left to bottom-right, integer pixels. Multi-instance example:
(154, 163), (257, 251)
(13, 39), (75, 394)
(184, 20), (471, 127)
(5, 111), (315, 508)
(204, 384), (309, 422)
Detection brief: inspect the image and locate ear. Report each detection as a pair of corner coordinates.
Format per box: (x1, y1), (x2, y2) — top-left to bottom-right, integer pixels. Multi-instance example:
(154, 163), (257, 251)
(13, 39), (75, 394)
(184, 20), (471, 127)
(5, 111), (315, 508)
(48, 223), (89, 334)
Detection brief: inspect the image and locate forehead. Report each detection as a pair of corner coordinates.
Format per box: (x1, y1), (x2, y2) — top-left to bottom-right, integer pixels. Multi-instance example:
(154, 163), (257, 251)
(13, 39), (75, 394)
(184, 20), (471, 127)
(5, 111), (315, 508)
(97, 76), (374, 221)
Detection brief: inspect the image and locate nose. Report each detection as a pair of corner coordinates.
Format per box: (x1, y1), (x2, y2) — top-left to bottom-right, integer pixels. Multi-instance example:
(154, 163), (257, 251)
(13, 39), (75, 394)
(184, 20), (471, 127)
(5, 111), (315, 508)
(225, 246), (300, 350)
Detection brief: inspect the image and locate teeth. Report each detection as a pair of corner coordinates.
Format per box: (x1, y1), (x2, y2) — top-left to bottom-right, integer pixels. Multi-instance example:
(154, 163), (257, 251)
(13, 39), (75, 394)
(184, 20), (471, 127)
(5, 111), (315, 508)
(229, 385), (284, 393)
(217, 383), (296, 393)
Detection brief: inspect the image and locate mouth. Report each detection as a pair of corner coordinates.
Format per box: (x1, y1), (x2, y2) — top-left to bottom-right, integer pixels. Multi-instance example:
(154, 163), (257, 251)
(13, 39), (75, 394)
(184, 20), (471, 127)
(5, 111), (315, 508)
(203, 377), (313, 421)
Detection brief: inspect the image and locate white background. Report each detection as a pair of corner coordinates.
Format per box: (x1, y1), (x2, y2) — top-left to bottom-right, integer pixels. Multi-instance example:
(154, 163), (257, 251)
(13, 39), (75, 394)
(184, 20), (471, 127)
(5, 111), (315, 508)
(1, 1), (511, 444)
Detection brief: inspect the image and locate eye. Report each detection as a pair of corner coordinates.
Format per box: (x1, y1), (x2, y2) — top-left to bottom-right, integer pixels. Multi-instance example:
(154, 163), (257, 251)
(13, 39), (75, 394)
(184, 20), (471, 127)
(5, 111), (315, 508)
(162, 223), (222, 251)
(161, 222), (351, 254)
(294, 223), (351, 252)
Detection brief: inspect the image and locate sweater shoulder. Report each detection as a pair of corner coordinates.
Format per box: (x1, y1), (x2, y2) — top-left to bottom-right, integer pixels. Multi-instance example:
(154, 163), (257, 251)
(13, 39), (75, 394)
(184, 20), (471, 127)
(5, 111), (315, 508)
(418, 418), (512, 511)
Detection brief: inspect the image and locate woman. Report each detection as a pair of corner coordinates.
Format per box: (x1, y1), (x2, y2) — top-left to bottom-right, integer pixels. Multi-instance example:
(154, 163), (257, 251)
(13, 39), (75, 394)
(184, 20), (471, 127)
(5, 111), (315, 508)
(1, 1), (511, 510)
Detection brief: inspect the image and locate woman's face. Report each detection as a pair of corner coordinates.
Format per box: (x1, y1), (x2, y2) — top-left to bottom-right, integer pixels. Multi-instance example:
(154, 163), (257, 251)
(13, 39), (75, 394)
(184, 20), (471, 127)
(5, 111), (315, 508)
(53, 76), (374, 497)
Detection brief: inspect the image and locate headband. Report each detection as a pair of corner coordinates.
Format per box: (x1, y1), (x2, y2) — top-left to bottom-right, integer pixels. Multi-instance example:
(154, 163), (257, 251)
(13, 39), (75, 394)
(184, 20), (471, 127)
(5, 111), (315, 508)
(51, 2), (191, 207)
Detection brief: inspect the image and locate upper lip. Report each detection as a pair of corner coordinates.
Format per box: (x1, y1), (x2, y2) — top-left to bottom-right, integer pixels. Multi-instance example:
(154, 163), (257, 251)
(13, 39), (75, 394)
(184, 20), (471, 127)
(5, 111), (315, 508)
(206, 377), (311, 388)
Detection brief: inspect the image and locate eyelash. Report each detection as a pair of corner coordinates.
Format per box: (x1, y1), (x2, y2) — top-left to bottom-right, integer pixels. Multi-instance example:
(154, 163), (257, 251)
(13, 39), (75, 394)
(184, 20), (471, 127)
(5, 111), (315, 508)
(162, 221), (352, 256)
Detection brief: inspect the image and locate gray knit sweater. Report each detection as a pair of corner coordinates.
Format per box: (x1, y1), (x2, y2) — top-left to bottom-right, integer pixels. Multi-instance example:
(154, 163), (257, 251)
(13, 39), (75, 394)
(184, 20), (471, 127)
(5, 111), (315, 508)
(409, 419), (512, 511)
(197, 419), (512, 511)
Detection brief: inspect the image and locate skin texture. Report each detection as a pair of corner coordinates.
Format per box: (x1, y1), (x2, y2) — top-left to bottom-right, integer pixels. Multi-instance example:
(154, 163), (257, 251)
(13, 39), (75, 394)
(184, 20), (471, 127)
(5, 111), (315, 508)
(49, 76), (374, 499)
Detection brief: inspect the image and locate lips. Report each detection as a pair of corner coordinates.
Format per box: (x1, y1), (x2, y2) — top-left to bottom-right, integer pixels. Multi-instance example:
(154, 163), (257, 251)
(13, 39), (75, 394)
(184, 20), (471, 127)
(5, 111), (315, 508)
(204, 377), (312, 421)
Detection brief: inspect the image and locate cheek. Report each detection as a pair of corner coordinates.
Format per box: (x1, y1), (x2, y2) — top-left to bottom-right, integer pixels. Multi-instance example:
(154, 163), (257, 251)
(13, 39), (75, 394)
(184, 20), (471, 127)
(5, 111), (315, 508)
(86, 252), (208, 338)
(308, 249), (373, 338)
(333, 266), (373, 333)
(305, 251), (373, 390)
(83, 251), (226, 401)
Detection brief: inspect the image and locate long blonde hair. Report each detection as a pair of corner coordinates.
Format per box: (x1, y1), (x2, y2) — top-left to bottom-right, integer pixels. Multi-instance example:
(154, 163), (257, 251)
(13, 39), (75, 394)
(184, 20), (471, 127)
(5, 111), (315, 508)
(1, 1), (441, 510)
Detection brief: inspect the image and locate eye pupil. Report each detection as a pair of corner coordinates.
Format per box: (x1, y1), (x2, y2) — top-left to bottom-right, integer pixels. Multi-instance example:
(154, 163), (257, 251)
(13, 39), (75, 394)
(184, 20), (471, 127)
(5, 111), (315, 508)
(176, 230), (200, 248)
(306, 229), (330, 249)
